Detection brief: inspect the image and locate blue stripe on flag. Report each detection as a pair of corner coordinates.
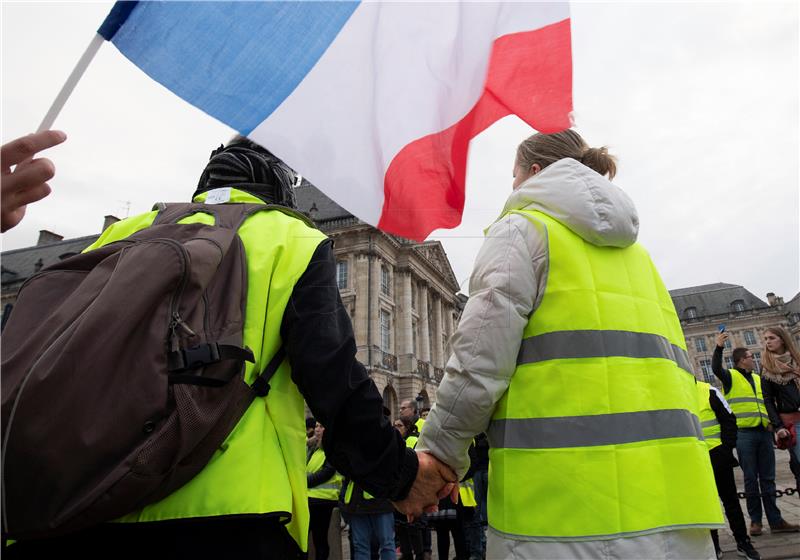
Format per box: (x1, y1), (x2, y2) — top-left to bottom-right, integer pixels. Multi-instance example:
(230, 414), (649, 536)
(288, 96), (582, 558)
(109, 1), (359, 133)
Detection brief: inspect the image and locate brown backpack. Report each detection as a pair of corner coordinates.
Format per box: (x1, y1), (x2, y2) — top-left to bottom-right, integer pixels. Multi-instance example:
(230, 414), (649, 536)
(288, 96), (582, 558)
(1, 203), (286, 540)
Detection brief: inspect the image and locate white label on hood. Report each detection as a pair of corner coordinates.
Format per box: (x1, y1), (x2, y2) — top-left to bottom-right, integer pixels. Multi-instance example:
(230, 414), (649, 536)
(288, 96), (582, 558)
(204, 187), (231, 205)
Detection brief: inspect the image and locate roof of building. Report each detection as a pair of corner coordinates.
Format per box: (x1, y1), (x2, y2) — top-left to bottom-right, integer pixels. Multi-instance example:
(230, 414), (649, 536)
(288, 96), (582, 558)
(2, 234), (99, 286)
(669, 282), (769, 319)
(295, 181), (355, 223)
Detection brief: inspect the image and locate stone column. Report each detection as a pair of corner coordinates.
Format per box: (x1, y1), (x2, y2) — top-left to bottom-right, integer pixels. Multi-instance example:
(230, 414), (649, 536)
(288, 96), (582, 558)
(419, 284), (431, 363)
(370, 256), (381, 356)
(432, 294), (444, 368)
(401, 273), (413, 355)
(354, 254), (371, 365)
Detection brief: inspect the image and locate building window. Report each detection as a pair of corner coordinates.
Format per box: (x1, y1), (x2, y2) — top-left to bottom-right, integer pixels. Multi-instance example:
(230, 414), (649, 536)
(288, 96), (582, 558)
(724, 337), (731, 349)
(684, 307), (697, 320)
(380, 309), (391, 352)
(744, 330), (756, 345)
(699, 359), (712, 378)
(724, 356), (734, 369)
(753, 351), (762, 373)
(695, 337), (707, 352)
(412, 318), (418, 355)
(381, 265), (391, 296)
(336, 260), (348, 290)
(411, 283), (417, 310)
(731, 300), (745, 313)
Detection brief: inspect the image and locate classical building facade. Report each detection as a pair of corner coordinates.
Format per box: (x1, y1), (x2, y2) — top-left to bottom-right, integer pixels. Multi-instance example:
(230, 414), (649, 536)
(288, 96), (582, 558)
(670, 282), (800, 389)
(0, 185), (463, 419)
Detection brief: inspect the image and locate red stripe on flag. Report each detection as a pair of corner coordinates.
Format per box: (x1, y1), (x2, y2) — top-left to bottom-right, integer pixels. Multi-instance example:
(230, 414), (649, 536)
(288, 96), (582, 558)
(378, 19), (573, 241)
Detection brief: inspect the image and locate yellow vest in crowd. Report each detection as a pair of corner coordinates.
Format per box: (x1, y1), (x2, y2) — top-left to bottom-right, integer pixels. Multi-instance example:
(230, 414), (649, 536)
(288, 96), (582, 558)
(724, 369), (769, 429)
(696, 381), (722, 451)
(86, 189), (326, 552)
(459, 478), (477, 508)
(306, 447), (343, 502)
(487, 210), (723, 541)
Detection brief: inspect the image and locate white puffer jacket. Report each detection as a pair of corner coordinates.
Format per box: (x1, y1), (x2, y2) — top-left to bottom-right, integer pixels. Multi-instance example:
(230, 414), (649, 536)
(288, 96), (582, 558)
(417, 158), (713, 560)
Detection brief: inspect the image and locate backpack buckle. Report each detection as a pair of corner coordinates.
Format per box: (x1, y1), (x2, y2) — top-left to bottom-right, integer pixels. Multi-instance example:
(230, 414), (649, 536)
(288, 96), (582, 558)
(170, 343), (220, 372)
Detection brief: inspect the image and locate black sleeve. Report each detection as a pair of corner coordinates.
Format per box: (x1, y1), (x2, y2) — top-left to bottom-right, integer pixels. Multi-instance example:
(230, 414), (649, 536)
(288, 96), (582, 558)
(307, 460), (337, 489)
(761, 379), (783, 429)
(711, 345), (732, 394)
(280, 239), (418, 501)
(709, 387), (738, 450)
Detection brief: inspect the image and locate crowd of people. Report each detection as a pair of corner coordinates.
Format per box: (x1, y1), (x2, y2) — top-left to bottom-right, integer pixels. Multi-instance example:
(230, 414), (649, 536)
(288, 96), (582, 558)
(1, 128), (798, 560)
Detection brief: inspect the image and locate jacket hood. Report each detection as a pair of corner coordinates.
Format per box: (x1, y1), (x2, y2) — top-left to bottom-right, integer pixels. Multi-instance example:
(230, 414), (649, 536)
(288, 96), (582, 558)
(499, 158), (639, 248)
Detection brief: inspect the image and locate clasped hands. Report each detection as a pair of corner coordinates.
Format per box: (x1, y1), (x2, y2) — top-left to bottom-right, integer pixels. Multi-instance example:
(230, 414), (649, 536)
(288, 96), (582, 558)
(393, 451), (459, 521)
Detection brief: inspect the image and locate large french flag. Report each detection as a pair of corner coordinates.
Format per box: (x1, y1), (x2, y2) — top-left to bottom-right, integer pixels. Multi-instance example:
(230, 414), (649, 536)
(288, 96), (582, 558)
(99, 2), (572, 241)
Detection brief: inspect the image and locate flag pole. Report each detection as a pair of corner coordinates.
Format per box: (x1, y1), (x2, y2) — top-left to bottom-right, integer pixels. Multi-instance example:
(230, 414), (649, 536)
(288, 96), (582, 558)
(37, 33), (105, 132)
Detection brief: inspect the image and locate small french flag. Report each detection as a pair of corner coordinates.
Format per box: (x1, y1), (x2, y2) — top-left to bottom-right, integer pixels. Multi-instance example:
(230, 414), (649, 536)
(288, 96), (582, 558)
(99, 1), (573, 241)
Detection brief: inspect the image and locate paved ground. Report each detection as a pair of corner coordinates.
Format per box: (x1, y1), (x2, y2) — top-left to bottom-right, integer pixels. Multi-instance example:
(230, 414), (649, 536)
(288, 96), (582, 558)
(718, 448), (800, 560)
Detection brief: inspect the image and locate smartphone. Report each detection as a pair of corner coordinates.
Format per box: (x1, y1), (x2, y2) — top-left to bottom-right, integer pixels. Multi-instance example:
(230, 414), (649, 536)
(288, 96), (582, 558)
(718, 324), (726, 333)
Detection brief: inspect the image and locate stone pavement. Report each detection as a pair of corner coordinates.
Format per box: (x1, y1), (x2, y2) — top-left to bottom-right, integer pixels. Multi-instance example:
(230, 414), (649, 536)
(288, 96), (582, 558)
(718, 448), (800, 560)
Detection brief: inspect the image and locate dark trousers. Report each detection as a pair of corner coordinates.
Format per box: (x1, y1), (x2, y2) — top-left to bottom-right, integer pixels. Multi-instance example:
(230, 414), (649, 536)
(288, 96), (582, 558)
(309, 500), (337, 560)
(395, 518), (424, 560)
(709, 446), (748, 549)
(4, 517), (303, 560)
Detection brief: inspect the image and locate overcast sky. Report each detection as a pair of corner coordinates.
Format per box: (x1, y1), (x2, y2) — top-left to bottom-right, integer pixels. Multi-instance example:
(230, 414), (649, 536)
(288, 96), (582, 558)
(2, 1), (798, 302)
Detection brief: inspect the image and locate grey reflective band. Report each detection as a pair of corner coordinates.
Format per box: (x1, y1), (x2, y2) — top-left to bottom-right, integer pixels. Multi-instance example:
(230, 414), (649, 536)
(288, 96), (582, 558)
(727, 397), (764, 405)
(488, 521), (725, 543)
(312, 483), (340, 491)
(488, 409), (702, 449)
(735, 412), (768, 419)
(704, 434), (721, 439)
(701, 419), (720, 428)
(517, 330), (692, 375)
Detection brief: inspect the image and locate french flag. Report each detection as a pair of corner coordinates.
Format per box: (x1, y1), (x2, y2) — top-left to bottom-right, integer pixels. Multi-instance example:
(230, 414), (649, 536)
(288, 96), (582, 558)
(99, 1), (572, 241)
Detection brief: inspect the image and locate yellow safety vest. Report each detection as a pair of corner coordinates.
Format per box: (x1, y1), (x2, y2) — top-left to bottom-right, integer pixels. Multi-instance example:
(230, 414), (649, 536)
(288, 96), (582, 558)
(306, 448), (343, 502)
(459, 478), (477, 508)
(697, 382), (722, 451)
(487, 210), (722, 541)
(724, 369), (769, 429)
(406, 435), (419, 449)
(85, 189), (326, 552)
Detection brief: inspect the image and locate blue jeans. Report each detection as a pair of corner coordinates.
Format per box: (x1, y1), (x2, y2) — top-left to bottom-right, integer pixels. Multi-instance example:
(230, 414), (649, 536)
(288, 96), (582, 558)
(736, 429), (783, 526)
(349, 512), (396, 560)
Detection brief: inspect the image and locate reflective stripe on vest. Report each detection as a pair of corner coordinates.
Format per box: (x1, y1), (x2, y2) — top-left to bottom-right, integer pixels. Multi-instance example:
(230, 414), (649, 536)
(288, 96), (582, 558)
(517, 330), (693, 376)
(724, 370), (769, 428)
(307, 448), (343, 502)
(100, 190), (327, 552)
(696, 382), (722, 451)
(487, 209), (723, 541)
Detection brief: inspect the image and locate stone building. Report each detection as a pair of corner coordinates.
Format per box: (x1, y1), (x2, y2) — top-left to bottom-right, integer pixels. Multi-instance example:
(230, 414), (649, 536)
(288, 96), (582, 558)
(670, 282), (800, 388)
(0, 185), (463, 417)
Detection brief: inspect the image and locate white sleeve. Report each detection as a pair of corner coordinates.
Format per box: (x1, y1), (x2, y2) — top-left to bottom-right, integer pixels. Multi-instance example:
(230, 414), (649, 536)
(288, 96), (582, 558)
(416, 213), (547, 478)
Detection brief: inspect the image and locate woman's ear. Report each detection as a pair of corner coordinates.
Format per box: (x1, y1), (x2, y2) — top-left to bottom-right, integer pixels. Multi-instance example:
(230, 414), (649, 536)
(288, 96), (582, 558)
(530, 163), (542, 176)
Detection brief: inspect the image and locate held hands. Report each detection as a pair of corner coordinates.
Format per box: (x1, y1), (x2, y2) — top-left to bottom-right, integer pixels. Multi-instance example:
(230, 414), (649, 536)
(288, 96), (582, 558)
(393, 451), (459, 521)
(1, 130), (66, 232)
(776, 428), (790, 440)
(715, 332), (729, 348)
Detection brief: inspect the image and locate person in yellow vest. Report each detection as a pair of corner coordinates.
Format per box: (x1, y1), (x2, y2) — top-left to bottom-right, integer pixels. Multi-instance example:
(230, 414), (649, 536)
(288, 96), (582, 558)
(713, 332), (799, 536)
(394, 418), (424, 560)
(696, 381), (760, 559)
(417, 129), (723, 559)
(5, 137), (456, 559)
(307, 422), (343, 560)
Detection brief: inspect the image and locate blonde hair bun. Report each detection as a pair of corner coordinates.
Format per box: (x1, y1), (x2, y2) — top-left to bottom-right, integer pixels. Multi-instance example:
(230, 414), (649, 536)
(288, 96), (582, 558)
(580, 146), (617, 180)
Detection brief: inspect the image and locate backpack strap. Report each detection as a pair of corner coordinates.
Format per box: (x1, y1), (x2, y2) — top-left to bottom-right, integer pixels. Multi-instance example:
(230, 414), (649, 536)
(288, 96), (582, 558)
(151, 202), (261, 230)
(251, 347), (286, 397)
